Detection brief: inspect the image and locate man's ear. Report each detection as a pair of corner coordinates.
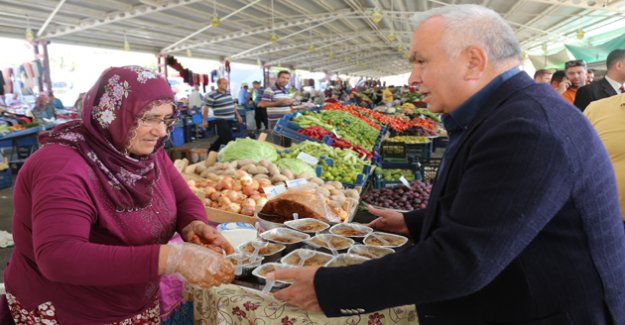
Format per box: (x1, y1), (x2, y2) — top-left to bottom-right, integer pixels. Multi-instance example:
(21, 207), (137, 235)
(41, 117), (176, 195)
(464, 46), (488, 80)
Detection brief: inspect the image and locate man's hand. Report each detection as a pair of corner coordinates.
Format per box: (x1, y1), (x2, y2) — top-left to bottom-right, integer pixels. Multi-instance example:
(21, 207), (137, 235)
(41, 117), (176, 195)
(271, 267), (322, 312)
(558, 78), (571, 94)
(366, 205), (410, 236)
(202, 120), (209, 128)
(181, 220), (234, 255)
(236, 114), (243, 124)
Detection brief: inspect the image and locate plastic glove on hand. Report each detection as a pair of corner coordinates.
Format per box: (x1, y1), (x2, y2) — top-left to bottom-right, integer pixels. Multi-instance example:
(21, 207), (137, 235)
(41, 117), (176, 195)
(183, 221), (235, 255)
(166, 243), (235, 288)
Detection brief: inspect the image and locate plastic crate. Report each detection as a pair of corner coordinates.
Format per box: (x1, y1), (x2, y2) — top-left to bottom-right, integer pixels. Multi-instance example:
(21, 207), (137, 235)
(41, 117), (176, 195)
(405, 142), (432, 163)
(170, 127), (185, 147)
(381, 142), (407, 160)
(0, 168), (12, 189)
(421, 158), (442, 183)
(271, 114), (319, 144)
(374, 160), (422, 188)
(314, 161), (373, 189)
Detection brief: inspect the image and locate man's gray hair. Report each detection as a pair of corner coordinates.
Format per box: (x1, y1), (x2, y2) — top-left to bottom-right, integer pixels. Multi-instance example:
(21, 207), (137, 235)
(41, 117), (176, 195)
(412, 4), (521, 64)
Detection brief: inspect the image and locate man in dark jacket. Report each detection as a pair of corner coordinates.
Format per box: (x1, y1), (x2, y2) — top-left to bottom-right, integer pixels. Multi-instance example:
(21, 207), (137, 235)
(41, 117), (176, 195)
(574, 49), (625, 111)
(271, 4), (625, 325)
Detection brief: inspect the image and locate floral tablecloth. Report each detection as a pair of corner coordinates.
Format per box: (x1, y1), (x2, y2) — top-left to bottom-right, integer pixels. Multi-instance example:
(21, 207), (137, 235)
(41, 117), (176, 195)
(184, 284), (418, 325)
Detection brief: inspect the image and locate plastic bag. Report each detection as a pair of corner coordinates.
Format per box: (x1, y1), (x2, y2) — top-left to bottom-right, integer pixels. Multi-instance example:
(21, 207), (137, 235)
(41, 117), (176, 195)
(259, 184), (341, 223)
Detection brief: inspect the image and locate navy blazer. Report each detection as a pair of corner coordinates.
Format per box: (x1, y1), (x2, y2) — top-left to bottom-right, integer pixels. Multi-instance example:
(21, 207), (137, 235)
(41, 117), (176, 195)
(315, 72), (625, 325)
(574, 77), (618, 111)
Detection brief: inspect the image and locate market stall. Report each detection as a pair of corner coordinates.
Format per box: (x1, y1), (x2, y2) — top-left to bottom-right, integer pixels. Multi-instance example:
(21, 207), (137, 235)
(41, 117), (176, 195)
(173, 110), (438, 320)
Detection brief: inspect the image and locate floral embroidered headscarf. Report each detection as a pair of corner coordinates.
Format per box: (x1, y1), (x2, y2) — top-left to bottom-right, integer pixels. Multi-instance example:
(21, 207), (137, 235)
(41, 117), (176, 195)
(40, 66), (176, 211)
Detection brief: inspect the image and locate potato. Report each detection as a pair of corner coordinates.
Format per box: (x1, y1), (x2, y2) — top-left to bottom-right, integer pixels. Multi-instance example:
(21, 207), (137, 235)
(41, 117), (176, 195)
(236, 160), (256, 168)
(259, 160), (272, 168)
(344, 189), (359, 199)
(269, 164), (281, 177)
(317, 187), (331, 197)
(205, 151), (218, 167)
(205, 172), (221, 181)
(281, 169), (294, 180)
(297, 172), (313, 180)
(270, 174), (289, 184)
(253, 173), (270, 181)
(195, 164), (207, 175)
(329, 181), (344, 190)
(310, 177), (325, 186)
(252, 166), (269, 175)
(241, 164), (256, 173)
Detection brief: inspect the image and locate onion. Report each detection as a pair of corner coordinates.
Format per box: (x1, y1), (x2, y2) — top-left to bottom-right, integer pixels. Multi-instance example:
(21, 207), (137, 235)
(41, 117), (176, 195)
(204, 186), (217, 196)
(219, 196), (232, 207)
(240, 174), (253, 186)
(227, 202), (241, 213)
(242, 185), (257, 196)
(249, 179), (260, 190)
(242, 198), (256, 210)
(232, 181), (243, 191)
(210, 191), (222, 201)
(223, 190), (238, 202)
(258, 179), (272, 188)
(255, 197), (268, 208)
(234, 169), (249, 179)
(218, 176), (234, 191)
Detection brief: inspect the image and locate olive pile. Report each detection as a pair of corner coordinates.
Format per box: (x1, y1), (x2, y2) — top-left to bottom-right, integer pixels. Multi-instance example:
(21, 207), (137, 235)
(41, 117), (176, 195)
(362, 181), (432, 211)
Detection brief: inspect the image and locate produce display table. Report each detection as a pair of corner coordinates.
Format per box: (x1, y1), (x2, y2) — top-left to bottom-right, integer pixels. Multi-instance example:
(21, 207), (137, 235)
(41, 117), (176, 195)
(184, 284), (418, 325)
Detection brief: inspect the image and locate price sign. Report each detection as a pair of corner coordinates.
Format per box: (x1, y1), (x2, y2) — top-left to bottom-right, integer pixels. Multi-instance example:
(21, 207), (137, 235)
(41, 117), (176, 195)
(297, 152), (319, 165)
(286, 178), (308, 188)
(399, 176), (411, 187)
(262, 184), (287, 199)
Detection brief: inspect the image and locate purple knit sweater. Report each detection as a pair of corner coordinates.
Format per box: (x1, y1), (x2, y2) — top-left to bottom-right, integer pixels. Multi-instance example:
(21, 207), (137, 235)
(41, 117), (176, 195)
(5, 144), (206, 324)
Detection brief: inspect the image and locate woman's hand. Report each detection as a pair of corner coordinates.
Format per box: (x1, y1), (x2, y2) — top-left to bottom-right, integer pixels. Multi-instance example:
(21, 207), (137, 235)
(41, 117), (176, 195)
(366, 205), (410, 236)
(181, 221), (234, 255)
(162, 243), (235, 288)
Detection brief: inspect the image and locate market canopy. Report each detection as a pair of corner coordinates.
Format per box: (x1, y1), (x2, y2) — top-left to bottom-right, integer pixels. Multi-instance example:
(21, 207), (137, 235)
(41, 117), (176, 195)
(1, 0), (625, 77)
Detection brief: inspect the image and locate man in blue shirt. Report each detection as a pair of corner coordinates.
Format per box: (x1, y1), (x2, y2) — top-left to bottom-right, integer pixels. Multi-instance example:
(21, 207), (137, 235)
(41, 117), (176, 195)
(271, 4), (625, 325)
(237, 83), (250, 109)
(203, 78), (242, 151)
(250, 81), (267, 131)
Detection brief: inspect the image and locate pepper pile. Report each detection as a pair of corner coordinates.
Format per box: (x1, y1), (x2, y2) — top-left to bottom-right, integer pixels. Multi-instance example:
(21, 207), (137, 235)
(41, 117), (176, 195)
(324, 102), (438, 134)
(297, 126), (373, 159)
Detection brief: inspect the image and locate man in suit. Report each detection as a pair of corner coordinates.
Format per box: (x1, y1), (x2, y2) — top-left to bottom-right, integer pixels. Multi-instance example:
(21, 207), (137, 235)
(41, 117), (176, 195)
(270, 4), (625, 325)
(574, 49), (625, 111)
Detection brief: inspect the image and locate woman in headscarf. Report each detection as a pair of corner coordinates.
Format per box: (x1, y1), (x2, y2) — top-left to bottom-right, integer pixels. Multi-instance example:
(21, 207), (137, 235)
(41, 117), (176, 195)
(4, 66), (235, 324)
(32, 93), (56, 120)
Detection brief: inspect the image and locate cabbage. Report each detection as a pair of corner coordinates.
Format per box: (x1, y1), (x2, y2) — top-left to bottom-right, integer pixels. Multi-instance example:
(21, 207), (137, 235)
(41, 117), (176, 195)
(276, 158), (316, 176)
(217, 138), (278, 162)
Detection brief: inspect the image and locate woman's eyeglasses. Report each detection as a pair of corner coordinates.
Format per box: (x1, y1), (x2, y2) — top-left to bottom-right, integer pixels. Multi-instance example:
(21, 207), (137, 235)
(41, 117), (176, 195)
(139, 116), (178, 128)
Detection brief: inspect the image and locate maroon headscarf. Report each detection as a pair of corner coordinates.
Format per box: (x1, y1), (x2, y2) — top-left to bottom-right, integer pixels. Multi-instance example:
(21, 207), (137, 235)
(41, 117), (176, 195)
(40, 66), (177, 211)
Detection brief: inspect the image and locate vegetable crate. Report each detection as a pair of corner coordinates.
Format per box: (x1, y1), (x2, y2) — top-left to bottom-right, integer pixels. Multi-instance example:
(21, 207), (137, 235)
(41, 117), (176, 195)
(313, 160), (373, 189)
(0, 168), (11, 189)
(374, 160), (423, 188)
(405, 142), (432, 163)
(272, 114), (317, 144)
(421, 158), (442, 183)
(380, 142), (407, 160)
